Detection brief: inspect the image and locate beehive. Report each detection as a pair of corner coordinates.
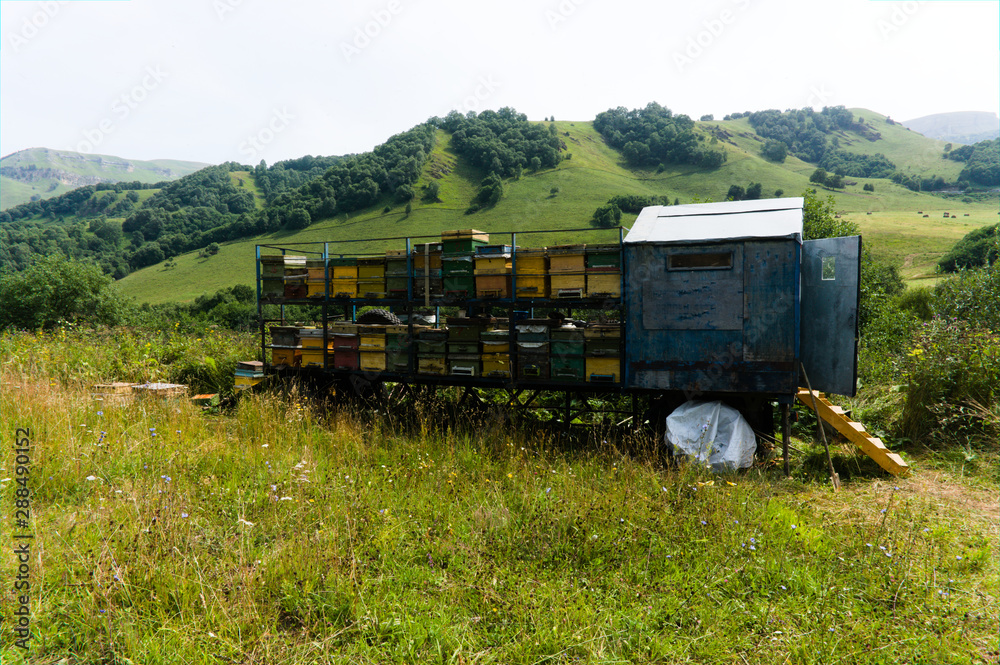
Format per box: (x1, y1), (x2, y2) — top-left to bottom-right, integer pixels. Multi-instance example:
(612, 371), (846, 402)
(482, 353), (511, 378)
(547, 245), (586, 272)
(514, 248), (548, 298)
(586, 357), (620, 383)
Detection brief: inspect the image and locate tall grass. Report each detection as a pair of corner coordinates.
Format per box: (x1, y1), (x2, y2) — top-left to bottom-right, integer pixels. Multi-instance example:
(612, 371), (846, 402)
(1, 332), (997, 664)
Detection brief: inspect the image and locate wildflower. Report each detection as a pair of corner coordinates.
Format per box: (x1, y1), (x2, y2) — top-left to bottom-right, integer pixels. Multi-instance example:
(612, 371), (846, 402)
(828, 627), (835, 633)
(780, 585), (786, 590)
(181, 513), (189, 518)
(97, 411), (104, 416)
(545, 487), (551, 494)
(866, 543), (873, 548)
(880, 508), (886, 514)
(922, 528), (930, 533)
(956, 555), (962, 560)
(700, 520), (707, 526)
(86, 475), (97, 481)
(749, 545), (756, 551)
(791, 524), (797, 529)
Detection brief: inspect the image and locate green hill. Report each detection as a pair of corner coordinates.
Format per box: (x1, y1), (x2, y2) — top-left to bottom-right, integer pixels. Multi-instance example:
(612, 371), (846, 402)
(118, 111), (999, 304)
(0, 147), (208, 209)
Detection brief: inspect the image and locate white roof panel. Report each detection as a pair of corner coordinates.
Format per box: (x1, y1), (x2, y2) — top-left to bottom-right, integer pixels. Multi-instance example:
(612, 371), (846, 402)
(624, 197), (804, 244)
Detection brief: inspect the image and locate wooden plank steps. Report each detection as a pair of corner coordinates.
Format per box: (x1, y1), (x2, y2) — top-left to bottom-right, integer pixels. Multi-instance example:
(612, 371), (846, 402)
(796, 388), (911, 477)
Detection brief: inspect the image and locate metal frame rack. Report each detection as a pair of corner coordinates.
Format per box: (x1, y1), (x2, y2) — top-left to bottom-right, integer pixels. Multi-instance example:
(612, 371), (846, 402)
(254, 227), (631, 413)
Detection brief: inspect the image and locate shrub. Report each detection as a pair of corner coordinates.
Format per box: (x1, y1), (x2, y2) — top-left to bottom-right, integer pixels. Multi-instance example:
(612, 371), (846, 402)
(900, 319), (1000, 446)
(931, 260), (1000, 332)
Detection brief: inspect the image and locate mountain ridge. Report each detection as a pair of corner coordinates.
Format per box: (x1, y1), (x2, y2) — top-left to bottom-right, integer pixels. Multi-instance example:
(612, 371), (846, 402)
(0, 147), (209, 209)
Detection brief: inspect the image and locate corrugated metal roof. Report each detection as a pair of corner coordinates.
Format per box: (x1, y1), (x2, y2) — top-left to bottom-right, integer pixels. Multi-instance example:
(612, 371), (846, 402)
(624, 197), (804, 244)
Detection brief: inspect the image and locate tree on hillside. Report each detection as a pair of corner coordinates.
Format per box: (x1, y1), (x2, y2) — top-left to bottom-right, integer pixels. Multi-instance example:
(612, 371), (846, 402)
(761, 139), (787, 163)
(727, 184), (745, 201)
(0, 254), (130, 329)
(287, 208), (311, 230)
(809, 168), (828, 185)
(423, 180), (440, 201)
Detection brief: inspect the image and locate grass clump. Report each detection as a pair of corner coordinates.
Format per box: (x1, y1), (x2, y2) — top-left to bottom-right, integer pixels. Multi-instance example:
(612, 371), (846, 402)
(1, 331), (997, 664)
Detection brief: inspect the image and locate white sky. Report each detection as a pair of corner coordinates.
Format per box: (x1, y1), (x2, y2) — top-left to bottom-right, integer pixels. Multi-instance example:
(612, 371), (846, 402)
(1, 0), (997, 165)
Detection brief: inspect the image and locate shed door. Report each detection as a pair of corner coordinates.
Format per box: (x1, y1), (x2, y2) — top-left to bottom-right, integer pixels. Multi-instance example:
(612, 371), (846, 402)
(800, 236), (861, 396)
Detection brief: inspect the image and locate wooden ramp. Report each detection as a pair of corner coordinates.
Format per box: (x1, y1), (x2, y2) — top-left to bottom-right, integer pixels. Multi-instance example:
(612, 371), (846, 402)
(796, 389), (911, 477)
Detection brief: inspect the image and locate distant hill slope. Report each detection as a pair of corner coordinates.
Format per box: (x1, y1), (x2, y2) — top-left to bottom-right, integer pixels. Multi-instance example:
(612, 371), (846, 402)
(902, 111), (1000, 145)
(118, 111), (999, 304)
(0, 147), (208, 209)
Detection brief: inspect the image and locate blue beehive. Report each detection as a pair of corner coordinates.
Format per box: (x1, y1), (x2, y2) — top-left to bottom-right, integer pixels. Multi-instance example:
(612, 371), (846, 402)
(624, 198), (860, 397)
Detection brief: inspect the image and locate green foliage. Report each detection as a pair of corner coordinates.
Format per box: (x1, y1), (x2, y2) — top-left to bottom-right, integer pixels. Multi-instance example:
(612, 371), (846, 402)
(819, 149), (896, 178)
(440, 108), (562, 178)
(394, 183), (415, 203)
(931, 259), (1000, 331)
(747, 106), (872, 164)
(760, 139), (787, 163)
(604, 194), (670, 214)
(863, 183), (875, 192)
(591, 202), (622, 227)
(900, 319), (1000, 445)
(594, 102), (726, 169)
(809, 168), (827, 185)
(937, 223), (998, 272)
(957, 138), (999, 187)
(423, 180), (441, 201)
(285, 208), (311, 230)
(0, 255), (130, 329)
(469, 172), (504, 210)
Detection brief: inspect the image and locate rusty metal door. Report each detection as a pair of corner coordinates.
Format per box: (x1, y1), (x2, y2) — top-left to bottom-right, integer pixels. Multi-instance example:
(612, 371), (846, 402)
(800, 235), (861, 396)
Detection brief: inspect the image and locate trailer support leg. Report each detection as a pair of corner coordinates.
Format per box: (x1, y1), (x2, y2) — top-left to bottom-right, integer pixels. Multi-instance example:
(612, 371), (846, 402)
(781, 402), (791, 477)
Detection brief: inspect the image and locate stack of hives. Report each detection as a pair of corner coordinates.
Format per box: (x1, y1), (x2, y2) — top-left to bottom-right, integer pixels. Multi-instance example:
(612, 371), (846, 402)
(585, 245), (622, 298)
(330, 257), (358, 298)
(442, 230), (488, 300)
(357, 256), (386, 299)
(516, 318), (554, 380)
(299, 327), (331, 368)
(550, 323), (586, 381)
(474, 244), (513, 299)
(270, 326), (302, 367)
(260, 255), (308, 302)
(234, 360), (265, 390)
(585, 323), (621, 382)
(330, 321), (360, 370)
(411, 242), (443, 300)
(306, 258), (327, 298)
(515, 247), (548, 299)
(548, 244), (586, 299)
(416, 328), (448, 375)
(385, 250), (409, 299)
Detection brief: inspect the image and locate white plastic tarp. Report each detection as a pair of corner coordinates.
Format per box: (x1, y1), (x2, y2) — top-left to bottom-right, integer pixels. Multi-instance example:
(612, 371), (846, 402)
(665, 400), (757, 472)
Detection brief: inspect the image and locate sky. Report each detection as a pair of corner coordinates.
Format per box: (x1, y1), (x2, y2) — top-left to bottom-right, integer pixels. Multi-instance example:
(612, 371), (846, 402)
(1, 0), (998, 166)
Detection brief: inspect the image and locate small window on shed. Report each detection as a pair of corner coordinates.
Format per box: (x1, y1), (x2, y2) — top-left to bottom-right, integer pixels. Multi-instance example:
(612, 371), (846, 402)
(822, 256), (836, 280)
(668, 251), (733, 270)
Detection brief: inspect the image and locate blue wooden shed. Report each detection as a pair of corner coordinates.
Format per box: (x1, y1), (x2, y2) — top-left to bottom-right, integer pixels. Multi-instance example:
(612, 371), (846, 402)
(623, 198), (860, 398)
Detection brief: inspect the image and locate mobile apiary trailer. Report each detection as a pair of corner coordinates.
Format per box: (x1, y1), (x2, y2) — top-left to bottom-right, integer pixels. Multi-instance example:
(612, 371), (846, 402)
(623, 198), (861, 399)
(253, 198), (873, 466)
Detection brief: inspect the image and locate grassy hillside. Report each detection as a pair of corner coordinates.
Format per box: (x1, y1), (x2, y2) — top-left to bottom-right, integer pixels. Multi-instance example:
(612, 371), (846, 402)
(0, 147), (208, 209)
(119, 118), (998, 304)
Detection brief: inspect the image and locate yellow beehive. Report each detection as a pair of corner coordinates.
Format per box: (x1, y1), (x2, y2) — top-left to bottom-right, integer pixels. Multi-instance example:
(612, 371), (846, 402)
(301, 349), (327, 368)
(234, 376), (264, 388)
(585, 273), (621, 299)
(474, 255), (512, 274)
(418, 356), (448, 375)
(548, 245), (586, 272)
(482, 353), (511, 378)
(358, 258), (386, 280)
(550, 272), (586, 298)
(586, 356), (620, 383)
(514, 250), (548, 298)
(356, 279), (385, 298)
(307, 281), (326, 298)
(359, 333), (386, 350)
(271, 348), (300, 366)
(360, 351), (387, 372)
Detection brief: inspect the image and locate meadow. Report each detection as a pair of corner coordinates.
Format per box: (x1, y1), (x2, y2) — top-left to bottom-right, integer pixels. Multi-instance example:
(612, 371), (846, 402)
(1, 329), (996, 664)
